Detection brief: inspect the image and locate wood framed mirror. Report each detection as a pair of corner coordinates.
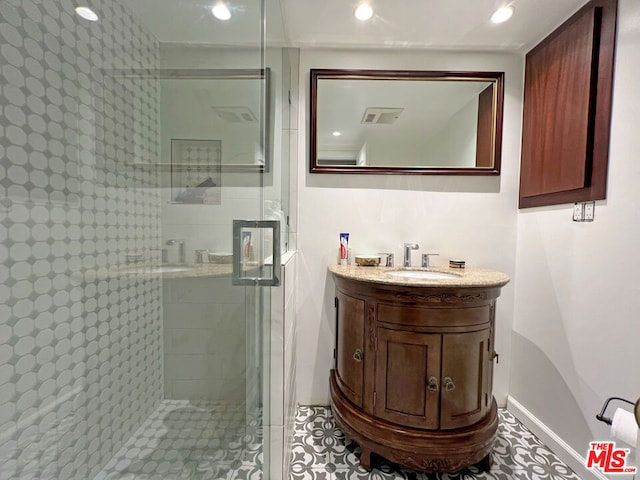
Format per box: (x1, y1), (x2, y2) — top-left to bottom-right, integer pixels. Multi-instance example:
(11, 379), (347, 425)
(310, 69), (504, 175)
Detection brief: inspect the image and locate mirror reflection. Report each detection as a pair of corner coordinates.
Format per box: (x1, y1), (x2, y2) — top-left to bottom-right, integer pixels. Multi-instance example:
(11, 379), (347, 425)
(310, 69), (504, 175)
(159, 69), (270, 173)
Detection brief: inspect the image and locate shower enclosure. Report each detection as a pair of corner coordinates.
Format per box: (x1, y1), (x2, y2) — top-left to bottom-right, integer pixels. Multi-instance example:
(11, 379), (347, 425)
(0, 0), (292, 478)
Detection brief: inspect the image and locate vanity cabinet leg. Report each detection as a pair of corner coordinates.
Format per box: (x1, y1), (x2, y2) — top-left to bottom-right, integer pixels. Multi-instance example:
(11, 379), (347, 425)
(359, 446), (372, 470)
(478, 452), (492, 472)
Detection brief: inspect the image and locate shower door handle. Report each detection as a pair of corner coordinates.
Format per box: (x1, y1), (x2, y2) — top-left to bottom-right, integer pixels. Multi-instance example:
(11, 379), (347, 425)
(232, 220), (281, 286)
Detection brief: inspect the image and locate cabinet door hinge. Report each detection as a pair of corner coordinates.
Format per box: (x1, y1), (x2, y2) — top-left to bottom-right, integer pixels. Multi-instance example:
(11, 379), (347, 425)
(333, 348), (336, 359)
(334, 297), (338, 308)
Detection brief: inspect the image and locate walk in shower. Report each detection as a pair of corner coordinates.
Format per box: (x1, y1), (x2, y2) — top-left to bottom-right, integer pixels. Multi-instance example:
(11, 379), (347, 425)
(0, 0), (294, 478)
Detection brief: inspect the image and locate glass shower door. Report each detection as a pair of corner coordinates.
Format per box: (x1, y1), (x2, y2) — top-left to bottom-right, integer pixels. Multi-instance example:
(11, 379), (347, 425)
(0, 0), (277, 478)
(143, 1), (275, 479)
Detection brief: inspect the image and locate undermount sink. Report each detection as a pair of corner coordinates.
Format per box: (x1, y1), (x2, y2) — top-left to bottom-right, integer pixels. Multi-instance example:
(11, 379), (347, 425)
(385, 270), (459, 280)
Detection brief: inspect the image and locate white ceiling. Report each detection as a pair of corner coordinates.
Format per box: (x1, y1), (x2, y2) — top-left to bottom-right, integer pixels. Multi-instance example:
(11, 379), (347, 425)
(126, 0), (588, 52)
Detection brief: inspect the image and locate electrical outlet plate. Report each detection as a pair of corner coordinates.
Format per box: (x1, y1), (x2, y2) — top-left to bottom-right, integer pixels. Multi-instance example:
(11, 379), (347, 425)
(573, 203), (584, 221)
(573, 201), (595, 222)
(584, 201), (595, 221)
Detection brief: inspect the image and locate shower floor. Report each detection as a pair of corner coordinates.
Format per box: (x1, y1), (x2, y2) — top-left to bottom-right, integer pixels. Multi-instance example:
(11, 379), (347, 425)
(94, 400), (263, 480)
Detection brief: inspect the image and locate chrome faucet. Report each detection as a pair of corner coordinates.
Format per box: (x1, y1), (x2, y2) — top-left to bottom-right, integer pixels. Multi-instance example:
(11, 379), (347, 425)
(421, 253), (440, 268)
(166, 239), (186, 264)
(195, 249), (209, 264)
(403, 243), (419, 267)
(378, 252), (394, 267)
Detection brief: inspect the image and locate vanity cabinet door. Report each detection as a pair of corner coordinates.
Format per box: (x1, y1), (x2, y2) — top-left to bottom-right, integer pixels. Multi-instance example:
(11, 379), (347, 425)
(373, 328), (441, 429)
(440, 328), (492, 430)
(335, 291), (365, 407)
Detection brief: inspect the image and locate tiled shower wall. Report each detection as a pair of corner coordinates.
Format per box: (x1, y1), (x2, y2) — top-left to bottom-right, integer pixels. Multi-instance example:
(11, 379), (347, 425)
(162, 277), (246, 401)
(0, 1), (163, 479)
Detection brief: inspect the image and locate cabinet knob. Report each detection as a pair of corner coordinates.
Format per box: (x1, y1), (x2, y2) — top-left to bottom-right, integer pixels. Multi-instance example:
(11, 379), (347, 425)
(444, 377), (456, 392)
(427, 376), (439, 392)
(353, 349), (363, 362)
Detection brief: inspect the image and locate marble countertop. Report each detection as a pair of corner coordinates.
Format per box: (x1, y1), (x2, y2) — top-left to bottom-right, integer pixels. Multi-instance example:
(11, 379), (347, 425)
(328, 264), (510, 288)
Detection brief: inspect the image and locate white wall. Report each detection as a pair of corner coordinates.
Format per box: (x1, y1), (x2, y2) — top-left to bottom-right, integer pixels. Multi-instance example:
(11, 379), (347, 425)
(296, 48), (523, 405)
(423, 98), (479, 167)
(510, 0), (640, 463)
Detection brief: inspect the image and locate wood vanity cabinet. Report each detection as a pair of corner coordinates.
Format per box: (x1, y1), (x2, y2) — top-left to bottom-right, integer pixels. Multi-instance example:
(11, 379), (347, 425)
(330, 275), (505, 473)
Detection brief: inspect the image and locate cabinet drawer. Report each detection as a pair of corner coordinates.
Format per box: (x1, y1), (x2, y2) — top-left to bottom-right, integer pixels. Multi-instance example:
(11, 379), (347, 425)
(378, 304), (490, 328)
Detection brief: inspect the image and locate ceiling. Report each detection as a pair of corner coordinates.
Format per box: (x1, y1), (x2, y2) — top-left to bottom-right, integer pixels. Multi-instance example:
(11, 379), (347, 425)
(280, 0), (588, 52)
(126, 0), (588, 52)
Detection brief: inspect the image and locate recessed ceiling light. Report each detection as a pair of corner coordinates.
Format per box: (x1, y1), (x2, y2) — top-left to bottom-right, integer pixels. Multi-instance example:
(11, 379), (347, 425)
(75, 6), (99, 22)
(332, 131), (342, 137)
(212, 2), (232, 21)
(355, 3), (374, 21)
(491, 5), (514, 24)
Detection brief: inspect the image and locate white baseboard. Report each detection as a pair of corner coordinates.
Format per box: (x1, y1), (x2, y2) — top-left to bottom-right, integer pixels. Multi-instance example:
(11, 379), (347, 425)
(507, 396), (610, 480)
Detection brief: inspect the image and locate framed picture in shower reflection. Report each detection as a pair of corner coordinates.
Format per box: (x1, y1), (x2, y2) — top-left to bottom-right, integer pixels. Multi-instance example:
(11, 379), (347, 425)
(170, 139), (222, 204)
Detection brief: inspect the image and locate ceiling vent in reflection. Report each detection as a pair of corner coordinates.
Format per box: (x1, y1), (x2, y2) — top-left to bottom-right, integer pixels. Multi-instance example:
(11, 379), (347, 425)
(361, 107), (404, 124)
(211, 106), (257, 123)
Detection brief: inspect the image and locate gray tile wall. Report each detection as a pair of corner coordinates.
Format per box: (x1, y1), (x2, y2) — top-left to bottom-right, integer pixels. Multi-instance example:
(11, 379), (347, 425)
(0, 0), (163, 478)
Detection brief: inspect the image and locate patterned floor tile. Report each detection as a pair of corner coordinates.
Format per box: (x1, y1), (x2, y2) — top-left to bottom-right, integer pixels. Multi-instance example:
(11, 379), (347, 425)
(94, 402), (581, 480)
(94, 400), (264, 480)
(289, 407), (582, 480)
(290, 469), (334, 480)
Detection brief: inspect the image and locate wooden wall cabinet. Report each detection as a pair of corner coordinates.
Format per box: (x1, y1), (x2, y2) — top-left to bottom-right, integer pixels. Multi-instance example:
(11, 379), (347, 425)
(519, 0), (617, 208)
(330, 275), (505, 473)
